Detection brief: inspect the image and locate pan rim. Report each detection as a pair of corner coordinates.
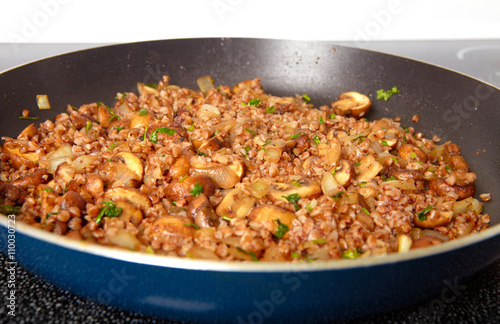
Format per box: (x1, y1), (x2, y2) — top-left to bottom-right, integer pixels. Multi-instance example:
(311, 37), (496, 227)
(1, 213), (499, 273)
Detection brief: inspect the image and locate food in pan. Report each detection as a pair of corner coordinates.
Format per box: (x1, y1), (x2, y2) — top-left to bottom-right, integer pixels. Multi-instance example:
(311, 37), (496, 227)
(0, 76), (490, 262)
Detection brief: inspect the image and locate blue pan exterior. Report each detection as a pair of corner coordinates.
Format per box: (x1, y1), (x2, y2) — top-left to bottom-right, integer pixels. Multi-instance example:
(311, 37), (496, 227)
(1, 224), (499, 323)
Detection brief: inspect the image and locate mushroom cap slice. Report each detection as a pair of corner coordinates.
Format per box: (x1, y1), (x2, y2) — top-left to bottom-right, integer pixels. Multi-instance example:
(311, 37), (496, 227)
(331, 91), (371, 118)
(215, 188), (256, 219)
(267, 178), (321, 204)
(104, 187), (151, 212)
(248, 204), (297, 235)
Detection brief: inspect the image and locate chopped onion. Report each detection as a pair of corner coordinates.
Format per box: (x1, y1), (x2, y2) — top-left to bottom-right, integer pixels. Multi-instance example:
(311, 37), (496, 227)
(106, 229), (141, 250)
(382, 180), (416, 190)
(190, 164), (240, 189)
(452, 196), (483, 215)
(186, 246), (220, 260)
(247, 181), (269, 199)
(370, 139), (384, 154)
(36, 94), (51, 110)
(70, 155), (97, 172)
(321, 172), (340, 197)
(197, 104), (221, 119)
(39, 143), (76, 173)
(197, 75), (215, 93)
(263, 147), (282, 163)
(214, 120), (237, 133)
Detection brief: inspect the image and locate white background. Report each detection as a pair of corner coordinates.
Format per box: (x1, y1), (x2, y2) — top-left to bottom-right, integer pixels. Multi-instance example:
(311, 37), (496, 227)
(1, 0), (500, 44)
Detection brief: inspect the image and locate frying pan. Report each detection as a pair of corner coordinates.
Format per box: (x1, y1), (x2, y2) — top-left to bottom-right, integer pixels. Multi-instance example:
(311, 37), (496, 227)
(0, 38), (499, 323)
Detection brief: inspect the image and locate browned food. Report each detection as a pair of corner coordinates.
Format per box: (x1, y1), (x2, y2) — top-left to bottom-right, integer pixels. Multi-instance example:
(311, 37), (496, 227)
(0, 77), (490, 262)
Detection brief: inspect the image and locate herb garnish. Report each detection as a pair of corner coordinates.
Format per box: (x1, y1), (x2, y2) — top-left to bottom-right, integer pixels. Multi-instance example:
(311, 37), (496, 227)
(95, 201), (122, 225)
(331, 191), (344, 199)
(282, 193), (301, 211)
(150, 127), (176, 144)
(184, 222), (200, 230)
(287, 131), (302, 140)
(265, 106), (276, 114)
(19, 116), (39, 120)
(417, 205), (433, 221)
(376, 86), (400, 101)
(313, 135), (321, 146)
(190, 183), (204, 197)
(248, 98), (261, 107)
(237, 248), (259, 262)
(302, 94), (311, 102)
(85, 120), (92, 133)
(145, 82), (158, 89)
(343, 248), (362, 259)
(245, 128), (257, 136)
(0, 205), (21, 215)
(138, 108), (149, 116)
(274, 219), (290, 239)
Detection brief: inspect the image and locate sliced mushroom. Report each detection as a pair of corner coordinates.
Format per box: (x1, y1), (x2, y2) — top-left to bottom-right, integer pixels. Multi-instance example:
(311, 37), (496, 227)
(215, 188), (256, 219)
(104, 187), (152, 212)
(248, 204), (297, 236)
(333, 159), (355, 187)
(189, 159), (244, 189)
(267, 178), (321, 204)
(115, 200), (143, 226)
(331, 91), (371, 118)
(60, 190), (87, 212)
(18, 123), (38, 139)
(98, 152), (143, 189)
(0, 182), (27, 204)
(112, 152), (144, 182)
(186, 194), (219, 229)
(410, 235), (443, 249)
(86, 174), (104, 199)
(165, 175), (216, 203)
(11, 169), (49, 190)
(97, 103), (113, 128)
(168, 153), (192, 181)
(318, 139), (341, 165)
(355, 155), (383, 182)
(384, 165), (423, 182)
(2, 140), (39, 169)
(129, 109), (156, 129)
(149, 215), (196, 240)
(443, 143), (469, 172)
(414, 210), (453, 229)
(429, 178), (476, 200)
(197, 137), (222, 155)
(398, 143), (427, 163)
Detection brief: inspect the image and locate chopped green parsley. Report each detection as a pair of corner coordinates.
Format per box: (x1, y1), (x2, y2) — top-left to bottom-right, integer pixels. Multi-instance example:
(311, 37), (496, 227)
(138, 108), (149, 116)
(282, 193), (301, 211)
(150, 127), (176, 144)
(287, 131), (302, 140)
(417, 205), (433, 221)
(190, 183), (204, 197)
(95, 201), (122, 225)
(376, 86), (400, 101)
(274, 219), (290, 239)
(265, 105), (276, 114)
(184, 222), (200, 230)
